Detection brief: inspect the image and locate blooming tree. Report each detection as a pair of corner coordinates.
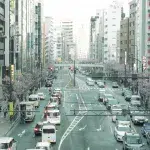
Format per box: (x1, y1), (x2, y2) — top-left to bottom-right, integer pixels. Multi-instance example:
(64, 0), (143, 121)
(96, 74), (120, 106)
(1, 70), (42, 103)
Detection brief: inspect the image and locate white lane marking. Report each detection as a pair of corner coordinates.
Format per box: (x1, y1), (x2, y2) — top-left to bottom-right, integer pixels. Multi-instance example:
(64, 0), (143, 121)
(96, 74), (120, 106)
(131, 122), (137, 133)
(58, 93), (87, 150)
(96, 125), (101, 131)
(18, 130), (26, 137)
(87, 147), (90, 150)
(63, 91), (66, 108)
(71, 104), (74, 107)
(110, 126), (113, 134)
(65, 79), (71, 88)
(79, 125), (87, 131)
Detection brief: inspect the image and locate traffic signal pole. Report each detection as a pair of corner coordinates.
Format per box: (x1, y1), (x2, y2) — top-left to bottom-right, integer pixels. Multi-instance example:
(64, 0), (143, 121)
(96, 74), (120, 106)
(74, 60), (76, 87)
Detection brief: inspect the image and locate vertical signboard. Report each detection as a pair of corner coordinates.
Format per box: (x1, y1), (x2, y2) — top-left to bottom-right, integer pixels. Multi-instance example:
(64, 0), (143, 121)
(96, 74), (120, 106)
(9, 102), (14, 116)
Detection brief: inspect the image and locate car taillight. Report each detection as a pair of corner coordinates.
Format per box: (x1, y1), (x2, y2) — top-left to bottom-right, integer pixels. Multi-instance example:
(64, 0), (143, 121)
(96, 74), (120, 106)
(34, 128), (39, 131)
(8, 148), (11, 150)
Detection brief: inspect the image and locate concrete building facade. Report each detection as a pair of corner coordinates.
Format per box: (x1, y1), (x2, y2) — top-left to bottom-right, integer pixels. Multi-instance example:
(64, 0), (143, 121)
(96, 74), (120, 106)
(120, 18), (129, 64)
(61, 20), (74, 61)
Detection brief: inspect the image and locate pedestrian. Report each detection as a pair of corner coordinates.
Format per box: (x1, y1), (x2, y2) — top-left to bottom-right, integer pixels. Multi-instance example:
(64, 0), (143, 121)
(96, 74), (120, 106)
(3, 109), (7, 118)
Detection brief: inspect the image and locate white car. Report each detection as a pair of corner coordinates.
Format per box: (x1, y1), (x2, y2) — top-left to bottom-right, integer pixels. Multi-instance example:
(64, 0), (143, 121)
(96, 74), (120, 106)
(114, 124), (132, 141)
(38, 93), (45, 100)
(35, 142), (52, 150)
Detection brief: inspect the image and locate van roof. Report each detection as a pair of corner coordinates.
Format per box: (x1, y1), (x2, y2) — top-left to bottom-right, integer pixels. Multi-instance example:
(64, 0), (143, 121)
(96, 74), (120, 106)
(29, 94), (38, 98)
(36, 142), (50, 147)
(0, 137), (13, 143)
(42, 124), (55, 129)
(26, 149), (45, 150)
(20, 101), (35, 105)
(47, 109), (59, 113)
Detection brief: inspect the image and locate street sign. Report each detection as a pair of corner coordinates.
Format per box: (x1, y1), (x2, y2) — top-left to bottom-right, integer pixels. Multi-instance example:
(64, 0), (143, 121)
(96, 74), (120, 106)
(142, 56), (147, 70)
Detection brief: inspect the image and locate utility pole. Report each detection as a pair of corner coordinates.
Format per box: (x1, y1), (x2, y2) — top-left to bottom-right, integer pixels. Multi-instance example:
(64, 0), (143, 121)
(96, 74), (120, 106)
(124, 51), (127, 87)
(73, 59), (76, 87)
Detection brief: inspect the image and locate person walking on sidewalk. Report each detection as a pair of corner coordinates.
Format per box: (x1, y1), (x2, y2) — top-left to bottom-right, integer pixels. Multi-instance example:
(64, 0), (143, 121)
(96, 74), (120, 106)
(3, 109), (7, 118)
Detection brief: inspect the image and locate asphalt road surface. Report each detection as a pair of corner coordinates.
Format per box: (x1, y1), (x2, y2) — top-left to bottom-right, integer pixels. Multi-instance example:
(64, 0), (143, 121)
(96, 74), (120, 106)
(10, 69), (150, 150)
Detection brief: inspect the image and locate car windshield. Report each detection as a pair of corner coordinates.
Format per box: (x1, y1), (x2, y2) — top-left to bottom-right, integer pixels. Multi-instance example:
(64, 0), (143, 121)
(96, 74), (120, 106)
(132, 96), (141, 101)
(29, 98), (37, 101)
(108, 100), (118, 105)
(118, 126), (130, 132)
(144, 125), (150, 130)
(117, 116), (130, 121)
(106, 95), (113, 98)
(38, 93), (43, 96)
(127, 135), (142, 144)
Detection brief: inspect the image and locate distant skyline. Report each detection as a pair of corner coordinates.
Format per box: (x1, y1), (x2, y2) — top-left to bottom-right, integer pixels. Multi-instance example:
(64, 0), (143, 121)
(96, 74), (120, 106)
(43, 0), (129, 57)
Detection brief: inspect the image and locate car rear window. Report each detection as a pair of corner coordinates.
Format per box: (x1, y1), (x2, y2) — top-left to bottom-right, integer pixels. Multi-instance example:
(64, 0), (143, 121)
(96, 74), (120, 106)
(0, 143), (8, 149)
(36, 146), (48, 150)
(43, 129), (55, 133)
(36, 124), (42, 128)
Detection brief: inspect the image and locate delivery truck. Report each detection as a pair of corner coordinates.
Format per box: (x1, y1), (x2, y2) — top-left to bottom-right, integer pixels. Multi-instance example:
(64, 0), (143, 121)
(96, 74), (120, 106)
(20, 101), (35, 122)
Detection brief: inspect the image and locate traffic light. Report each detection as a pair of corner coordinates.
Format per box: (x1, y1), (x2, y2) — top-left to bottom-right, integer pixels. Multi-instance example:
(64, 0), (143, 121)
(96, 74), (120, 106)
(10, 65), (14, 81)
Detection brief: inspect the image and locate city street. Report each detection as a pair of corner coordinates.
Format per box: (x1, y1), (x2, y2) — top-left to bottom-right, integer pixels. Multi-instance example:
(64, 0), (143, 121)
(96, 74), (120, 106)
(8, 69), (150, 150)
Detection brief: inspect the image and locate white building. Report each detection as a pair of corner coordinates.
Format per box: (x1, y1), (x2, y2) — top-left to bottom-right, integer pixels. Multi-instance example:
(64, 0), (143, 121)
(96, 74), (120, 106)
(103, 1), (122, 63)
(44, 17), (54, 64)
(53, 26), (63, 63)
(61, 20), (74, 61)
(135, 0), (150, 72)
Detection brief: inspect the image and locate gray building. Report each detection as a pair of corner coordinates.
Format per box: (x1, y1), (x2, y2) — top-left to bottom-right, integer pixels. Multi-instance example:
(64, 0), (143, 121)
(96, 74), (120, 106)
(129, 0), (136, 68)
(120, 18), (129, 64)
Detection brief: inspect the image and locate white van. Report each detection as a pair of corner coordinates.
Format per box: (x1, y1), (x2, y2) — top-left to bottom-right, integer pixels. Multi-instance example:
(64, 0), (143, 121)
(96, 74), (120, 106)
(86, 78), (95, 86)
(42, 125), (56, 143)
(46, 110), (61, 125)
(28, 94), (40, 108)
(0, 137), (17, 150)
(130, 95), (141, 106)
(35, 142), (52, 150)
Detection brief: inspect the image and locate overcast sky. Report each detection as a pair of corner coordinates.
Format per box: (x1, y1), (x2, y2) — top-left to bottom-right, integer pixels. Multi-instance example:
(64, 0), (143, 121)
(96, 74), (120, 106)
(43, 0), (129, 56)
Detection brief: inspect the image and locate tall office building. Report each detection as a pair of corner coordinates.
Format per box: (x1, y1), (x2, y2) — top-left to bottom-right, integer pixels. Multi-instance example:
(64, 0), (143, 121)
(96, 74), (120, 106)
(103, 1), (122, 62)
(61, 20), (74, 61)
(44, 17), (54, 65)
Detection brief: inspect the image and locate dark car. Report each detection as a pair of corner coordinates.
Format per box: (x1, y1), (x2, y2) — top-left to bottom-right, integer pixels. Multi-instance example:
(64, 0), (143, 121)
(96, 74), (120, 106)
(34, 122), (43, 136)
(141, 123), (150, 136)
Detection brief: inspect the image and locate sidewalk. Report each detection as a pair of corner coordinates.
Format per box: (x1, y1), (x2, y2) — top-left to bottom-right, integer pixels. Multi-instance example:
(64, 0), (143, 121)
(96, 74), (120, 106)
(0, 112), (11, 136)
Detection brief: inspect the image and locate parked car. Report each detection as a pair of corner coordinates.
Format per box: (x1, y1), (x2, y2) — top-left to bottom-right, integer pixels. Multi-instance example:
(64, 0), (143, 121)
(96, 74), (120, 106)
(114, 124), (132, 141)
(122, 132), (145, 150)
(131, 111), (148, 125)
(141, 123), (150, 136)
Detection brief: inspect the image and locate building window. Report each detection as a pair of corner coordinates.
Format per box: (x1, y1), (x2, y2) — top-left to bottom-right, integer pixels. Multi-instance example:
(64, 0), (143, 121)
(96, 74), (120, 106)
(120, 33), (123, 36)
(0, 55), (3, 60)
(120, 41), (123, 44)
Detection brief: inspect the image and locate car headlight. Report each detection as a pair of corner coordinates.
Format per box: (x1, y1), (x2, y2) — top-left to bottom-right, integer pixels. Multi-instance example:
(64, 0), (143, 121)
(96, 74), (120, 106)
(145, 118), (148, 122)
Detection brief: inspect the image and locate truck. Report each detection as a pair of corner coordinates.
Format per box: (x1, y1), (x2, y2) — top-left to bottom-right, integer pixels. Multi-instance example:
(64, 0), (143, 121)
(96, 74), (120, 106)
(20, 101), (35, 122)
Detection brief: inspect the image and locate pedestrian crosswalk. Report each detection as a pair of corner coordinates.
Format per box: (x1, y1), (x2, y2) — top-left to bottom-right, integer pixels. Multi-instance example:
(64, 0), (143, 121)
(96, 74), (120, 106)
(73, 86), (122, 91)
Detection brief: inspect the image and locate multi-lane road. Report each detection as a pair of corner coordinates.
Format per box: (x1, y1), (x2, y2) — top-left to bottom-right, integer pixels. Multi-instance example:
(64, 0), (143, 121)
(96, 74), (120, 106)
(9, 69), (150, 150)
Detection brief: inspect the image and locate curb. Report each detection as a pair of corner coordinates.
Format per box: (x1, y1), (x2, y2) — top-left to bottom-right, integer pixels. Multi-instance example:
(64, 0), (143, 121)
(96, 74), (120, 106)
(4, 115), (20, 136)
